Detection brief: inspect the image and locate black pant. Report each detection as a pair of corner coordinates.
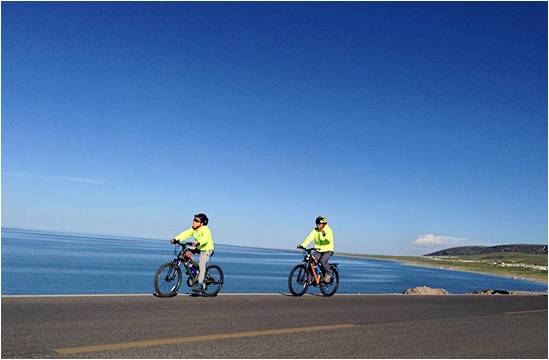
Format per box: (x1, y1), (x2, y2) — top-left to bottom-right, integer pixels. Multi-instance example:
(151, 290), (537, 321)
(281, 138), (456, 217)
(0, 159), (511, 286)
(313, 251), (333, 275)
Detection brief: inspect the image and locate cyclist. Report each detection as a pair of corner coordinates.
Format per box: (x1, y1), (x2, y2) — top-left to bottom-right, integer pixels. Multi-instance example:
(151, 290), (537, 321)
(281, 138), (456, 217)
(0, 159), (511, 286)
(297, 216), (334, 283)
(170, 213), (214, 293)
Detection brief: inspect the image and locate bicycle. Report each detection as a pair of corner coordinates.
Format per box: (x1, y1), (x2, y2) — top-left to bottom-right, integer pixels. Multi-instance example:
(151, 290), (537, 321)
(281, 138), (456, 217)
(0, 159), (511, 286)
(288, 247), (339, 296)
(154, 242), (224, 297)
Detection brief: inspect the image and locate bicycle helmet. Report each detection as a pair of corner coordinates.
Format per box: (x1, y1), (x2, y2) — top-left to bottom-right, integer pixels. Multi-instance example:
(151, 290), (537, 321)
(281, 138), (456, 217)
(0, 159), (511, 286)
(194, 213), (209, 226)
(315, 216), (328, 225)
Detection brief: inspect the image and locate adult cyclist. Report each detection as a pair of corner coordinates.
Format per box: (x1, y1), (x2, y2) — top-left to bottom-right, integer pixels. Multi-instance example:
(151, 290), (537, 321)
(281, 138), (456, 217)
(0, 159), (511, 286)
(297, 216), (334, 283)
(170, 213), (214, 293)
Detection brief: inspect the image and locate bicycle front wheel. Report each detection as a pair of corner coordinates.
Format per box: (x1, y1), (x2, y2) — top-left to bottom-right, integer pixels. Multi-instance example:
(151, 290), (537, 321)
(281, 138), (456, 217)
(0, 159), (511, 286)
(288, 264), (310, 296)
(154, 262), (182, 297)
(202, 265), (224, 297)
(320, 266), (339, 297)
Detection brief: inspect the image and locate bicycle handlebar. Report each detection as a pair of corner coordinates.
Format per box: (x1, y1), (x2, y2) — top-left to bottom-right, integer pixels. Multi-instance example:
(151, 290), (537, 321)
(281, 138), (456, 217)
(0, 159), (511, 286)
(172, 241), (193, 245)
(172, 241), (195, 250)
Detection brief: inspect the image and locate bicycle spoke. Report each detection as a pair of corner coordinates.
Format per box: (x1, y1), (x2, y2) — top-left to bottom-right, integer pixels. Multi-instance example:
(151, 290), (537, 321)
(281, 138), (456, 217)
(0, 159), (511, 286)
(155, 263), (182, 297)
(288, 265), (310, 296)
(201, 265), (224, 296)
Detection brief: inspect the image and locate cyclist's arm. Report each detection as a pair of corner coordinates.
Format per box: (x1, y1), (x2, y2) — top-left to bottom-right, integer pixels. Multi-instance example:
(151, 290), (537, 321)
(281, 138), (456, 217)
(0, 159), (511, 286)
(325, 227), (334, 244)
(299, 230), (316, 248)
(174, 228), (194, 243)
(196, 228), (212, 250)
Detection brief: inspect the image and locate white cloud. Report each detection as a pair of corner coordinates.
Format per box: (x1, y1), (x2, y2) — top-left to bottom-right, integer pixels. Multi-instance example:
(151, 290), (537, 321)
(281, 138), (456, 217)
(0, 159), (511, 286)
(412, 234), (469, 248)
(2, 172), (105, 185)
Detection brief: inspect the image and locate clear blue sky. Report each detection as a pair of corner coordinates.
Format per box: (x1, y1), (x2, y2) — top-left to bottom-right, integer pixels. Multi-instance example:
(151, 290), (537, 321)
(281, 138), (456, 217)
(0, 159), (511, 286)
(2, 2), (547, 255)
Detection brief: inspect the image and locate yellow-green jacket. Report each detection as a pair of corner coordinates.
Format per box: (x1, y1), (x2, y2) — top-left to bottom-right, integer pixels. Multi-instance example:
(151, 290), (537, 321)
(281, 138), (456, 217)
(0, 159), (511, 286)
(174, 226), (214, 252)
(299, 224), (334, 252)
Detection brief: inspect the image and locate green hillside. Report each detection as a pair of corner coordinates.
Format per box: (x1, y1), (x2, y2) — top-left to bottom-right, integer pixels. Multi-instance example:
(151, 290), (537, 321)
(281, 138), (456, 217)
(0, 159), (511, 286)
(425, 244), (547, 256)
(342, 252), (548, 283)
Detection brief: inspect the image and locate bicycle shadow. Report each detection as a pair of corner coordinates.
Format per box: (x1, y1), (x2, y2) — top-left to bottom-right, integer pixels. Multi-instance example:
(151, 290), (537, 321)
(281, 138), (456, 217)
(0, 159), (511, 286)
(278, 292), (323, 297)
(152, 292), (177, 298)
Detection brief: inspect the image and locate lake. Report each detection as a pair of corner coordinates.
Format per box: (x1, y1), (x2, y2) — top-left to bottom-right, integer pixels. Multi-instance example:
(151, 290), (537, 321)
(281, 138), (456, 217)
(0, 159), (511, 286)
(1, 228), (546, 295)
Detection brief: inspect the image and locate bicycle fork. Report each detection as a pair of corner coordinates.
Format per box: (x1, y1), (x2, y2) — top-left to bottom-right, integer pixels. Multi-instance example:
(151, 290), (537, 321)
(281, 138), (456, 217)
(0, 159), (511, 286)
(165, 263), (178, 282)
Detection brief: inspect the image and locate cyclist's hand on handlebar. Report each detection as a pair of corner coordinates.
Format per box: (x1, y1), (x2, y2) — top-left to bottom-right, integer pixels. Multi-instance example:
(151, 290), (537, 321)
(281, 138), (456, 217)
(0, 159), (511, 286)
(170, 239), (178, 244)
(297, 245), (304, 250)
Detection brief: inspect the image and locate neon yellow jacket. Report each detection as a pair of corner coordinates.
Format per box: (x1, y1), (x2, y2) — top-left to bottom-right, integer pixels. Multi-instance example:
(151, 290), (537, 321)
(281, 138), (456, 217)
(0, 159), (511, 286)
(299, 224), (334, 252)
(174, 226), (214, 252)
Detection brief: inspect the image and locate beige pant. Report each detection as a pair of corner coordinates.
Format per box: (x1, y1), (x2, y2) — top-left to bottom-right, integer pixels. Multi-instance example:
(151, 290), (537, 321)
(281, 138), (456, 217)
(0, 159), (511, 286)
(198, 251), (211, 284)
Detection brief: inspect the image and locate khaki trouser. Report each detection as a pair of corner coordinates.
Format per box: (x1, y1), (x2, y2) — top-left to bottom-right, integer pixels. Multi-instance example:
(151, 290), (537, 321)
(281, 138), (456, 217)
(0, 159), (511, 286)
(198, 250), (211, 284)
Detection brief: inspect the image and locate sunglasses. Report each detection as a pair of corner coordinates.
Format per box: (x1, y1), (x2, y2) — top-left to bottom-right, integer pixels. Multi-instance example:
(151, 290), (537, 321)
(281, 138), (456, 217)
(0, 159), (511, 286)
(193, 219), (202, 223)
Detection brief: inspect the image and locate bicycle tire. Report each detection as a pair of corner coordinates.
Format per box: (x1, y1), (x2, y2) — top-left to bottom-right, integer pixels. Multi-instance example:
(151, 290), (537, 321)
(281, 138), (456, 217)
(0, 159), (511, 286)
(202, 264), (224, 297)
(154, 262), (182, 297)
(288, 264), (310, 296)
(319, 266), (339, 297)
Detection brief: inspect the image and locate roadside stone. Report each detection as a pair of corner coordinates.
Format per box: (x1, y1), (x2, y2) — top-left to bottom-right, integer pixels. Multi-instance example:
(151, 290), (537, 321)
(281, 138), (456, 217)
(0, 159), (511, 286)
(470, 289), (510, 295)
(402, 286), (449, 295)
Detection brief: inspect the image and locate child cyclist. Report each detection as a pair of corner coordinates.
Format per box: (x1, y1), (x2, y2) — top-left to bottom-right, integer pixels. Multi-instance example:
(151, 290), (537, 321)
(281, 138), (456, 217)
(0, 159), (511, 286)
(170, 213), (214, 293)
(297, 216), (334, 282)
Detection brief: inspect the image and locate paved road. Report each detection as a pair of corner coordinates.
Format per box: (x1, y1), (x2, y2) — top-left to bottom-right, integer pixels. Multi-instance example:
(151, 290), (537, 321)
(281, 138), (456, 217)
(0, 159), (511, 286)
(1, 294), (547, 358)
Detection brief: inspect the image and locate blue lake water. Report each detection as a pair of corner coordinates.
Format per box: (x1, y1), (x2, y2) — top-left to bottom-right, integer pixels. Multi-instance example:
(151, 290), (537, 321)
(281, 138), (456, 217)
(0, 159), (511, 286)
(1, 228), (547, 295)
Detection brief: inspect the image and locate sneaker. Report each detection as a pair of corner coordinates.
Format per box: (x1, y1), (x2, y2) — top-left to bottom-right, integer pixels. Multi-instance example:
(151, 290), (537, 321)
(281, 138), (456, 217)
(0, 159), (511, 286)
(324, 274), (332, 283)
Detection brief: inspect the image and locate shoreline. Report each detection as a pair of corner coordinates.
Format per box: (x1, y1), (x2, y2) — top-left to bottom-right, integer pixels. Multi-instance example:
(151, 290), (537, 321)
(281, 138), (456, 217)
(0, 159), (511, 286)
(1, 292), (546, 298)
(339, 253), (548, 285)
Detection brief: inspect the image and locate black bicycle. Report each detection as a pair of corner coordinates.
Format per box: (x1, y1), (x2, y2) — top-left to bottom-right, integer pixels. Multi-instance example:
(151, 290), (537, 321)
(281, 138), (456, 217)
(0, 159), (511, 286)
(154, 242), (224, 297)
(288, 247), (339, 297)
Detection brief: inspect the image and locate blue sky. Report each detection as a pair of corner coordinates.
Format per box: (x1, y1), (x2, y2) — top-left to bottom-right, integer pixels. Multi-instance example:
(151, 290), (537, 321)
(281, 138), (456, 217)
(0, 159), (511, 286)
(2, 2), (547, 255)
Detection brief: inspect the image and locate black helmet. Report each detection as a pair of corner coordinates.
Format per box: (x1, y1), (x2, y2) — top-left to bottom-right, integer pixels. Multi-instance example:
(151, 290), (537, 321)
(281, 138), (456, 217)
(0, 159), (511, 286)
(194, 213), (209, 226)
(315, 216), (328, 225)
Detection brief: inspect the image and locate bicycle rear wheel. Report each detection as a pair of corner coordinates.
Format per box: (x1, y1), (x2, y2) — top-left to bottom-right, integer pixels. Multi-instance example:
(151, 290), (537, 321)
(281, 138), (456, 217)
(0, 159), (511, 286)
(154, 262), (182, 297)
(288, 264), (310, 296)
(202, 265), (224, 297)
(320, 266), (339, 297)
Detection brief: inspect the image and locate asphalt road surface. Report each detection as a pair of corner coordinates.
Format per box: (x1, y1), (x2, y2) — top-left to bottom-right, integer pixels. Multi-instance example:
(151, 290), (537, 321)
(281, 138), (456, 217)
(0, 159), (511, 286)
(1, 294), (547, 358)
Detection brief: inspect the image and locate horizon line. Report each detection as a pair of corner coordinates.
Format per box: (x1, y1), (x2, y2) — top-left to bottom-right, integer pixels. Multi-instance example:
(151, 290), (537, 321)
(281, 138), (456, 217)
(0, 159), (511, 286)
(2, 226), (546, 256)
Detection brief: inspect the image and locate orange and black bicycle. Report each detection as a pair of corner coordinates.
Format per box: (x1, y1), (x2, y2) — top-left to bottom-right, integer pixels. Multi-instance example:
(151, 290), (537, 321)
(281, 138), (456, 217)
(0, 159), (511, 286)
(288, 247), (339, 296)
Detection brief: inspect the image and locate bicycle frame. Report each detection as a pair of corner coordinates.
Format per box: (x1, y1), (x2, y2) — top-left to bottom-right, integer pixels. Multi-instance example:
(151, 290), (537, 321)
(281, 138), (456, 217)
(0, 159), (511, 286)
(172, 243), (200, 285)
(302, 250), (324, 286)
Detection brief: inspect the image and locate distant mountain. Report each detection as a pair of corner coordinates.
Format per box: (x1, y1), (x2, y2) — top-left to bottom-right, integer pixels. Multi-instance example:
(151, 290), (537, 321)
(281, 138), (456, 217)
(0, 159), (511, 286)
(425, 244), (548, 256)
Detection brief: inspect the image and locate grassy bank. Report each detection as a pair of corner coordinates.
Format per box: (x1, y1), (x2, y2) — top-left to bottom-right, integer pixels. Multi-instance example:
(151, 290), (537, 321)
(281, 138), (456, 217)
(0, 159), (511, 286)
(340, 252), (548, 284)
